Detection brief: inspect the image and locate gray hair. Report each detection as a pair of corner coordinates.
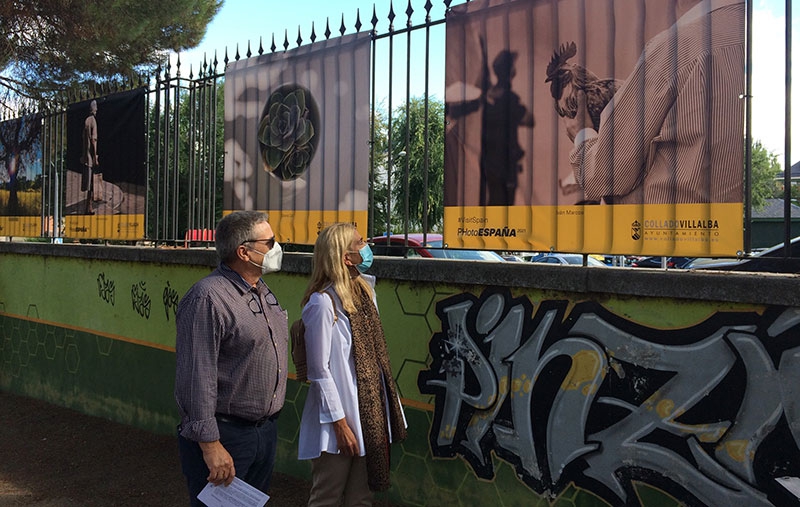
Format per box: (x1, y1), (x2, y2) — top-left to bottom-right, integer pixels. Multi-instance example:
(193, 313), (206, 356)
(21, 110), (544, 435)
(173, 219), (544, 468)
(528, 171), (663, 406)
(215, 211), (270, 263)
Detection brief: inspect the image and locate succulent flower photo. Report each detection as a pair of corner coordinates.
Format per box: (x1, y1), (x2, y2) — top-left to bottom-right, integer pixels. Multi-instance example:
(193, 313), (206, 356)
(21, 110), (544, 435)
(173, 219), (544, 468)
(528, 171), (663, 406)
(258, 84), (319, 181)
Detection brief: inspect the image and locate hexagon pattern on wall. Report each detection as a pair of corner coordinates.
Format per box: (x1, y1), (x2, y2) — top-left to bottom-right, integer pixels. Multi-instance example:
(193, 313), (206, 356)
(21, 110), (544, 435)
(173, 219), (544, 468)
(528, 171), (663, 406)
(0, 290), (656, 507)
(96, 336), (113, 356)
(44, 327), (59, 359)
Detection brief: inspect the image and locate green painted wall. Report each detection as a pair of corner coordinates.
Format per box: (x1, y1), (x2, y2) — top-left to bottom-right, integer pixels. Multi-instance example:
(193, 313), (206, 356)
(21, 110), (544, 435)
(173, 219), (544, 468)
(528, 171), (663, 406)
(1, 246), (796, 507)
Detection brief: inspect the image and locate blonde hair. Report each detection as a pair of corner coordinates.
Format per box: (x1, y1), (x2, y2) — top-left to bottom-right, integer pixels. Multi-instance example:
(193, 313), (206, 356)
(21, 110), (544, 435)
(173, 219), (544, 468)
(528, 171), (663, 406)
(301, 223), (372, 314)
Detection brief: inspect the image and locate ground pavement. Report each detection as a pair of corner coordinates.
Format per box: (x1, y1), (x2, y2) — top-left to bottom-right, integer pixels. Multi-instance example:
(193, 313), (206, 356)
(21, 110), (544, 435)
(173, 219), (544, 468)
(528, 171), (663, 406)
(0, 391), (397, 507)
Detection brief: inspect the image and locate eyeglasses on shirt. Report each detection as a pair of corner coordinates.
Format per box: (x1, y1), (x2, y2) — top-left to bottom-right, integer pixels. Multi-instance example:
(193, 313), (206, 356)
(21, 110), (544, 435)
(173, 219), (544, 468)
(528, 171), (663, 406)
(248, 289), (279, 315)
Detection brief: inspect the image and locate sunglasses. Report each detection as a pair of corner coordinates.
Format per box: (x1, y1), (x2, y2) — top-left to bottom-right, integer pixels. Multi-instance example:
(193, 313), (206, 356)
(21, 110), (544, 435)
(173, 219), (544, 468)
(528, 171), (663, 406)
(241, 237), (276, 250)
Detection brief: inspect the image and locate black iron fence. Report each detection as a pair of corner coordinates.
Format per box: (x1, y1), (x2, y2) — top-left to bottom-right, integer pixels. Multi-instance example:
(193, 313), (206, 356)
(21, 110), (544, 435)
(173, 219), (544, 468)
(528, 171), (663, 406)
(0, 0), (797, 264)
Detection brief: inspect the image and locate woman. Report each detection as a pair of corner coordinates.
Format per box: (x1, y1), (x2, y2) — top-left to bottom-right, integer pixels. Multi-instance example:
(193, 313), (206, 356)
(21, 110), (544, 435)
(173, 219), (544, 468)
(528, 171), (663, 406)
(298, 223), (407, 507)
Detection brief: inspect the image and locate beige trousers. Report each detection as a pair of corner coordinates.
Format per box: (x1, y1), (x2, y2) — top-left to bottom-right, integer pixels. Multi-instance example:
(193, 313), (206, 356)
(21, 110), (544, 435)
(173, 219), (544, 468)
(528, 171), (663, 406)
(307, 452), (372, 507)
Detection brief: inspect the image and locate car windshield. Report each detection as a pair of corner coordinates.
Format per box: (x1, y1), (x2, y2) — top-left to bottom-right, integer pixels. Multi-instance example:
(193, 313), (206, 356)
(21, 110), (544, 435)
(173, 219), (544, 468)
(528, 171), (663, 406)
(425, 241), (505, 261)
(561, 255), (606, 266)
(561, 255), (584, 265)
(534, 254), (606, 266)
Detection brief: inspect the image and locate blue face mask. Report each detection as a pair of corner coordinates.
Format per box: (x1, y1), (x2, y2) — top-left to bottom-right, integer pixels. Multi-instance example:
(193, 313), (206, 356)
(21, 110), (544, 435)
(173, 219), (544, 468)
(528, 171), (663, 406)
(355, 244), (373, 273)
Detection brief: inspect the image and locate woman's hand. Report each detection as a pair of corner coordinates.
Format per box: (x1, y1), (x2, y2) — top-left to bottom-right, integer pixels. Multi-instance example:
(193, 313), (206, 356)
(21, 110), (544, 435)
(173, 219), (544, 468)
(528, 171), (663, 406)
(332, 418), (359, 456)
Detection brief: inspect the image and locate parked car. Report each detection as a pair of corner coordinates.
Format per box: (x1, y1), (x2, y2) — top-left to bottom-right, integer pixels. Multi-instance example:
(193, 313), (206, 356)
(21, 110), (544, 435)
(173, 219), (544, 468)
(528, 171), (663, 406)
(528, 253), (607, 267)
(369, 234), (505, 261)
(684, 236), (800, 273)
(629, 256), (693, 269)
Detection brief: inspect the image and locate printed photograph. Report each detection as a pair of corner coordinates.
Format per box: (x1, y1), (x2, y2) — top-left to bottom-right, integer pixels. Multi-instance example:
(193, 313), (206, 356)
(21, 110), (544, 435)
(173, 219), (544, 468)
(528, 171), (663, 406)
(65, 88), (147, 216)
(0, 114), (42, 217)
(444, 0), (745, 207)
(224, 32), (371, 242)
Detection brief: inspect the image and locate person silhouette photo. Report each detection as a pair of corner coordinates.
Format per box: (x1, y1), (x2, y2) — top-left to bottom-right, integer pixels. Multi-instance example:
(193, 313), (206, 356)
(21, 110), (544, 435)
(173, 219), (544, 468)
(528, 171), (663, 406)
(479, 46), (535, 206)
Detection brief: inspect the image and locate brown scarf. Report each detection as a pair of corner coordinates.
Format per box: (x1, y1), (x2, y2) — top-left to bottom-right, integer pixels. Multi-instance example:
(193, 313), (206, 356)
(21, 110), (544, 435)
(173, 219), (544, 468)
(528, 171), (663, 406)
(347, 283), (407, 492)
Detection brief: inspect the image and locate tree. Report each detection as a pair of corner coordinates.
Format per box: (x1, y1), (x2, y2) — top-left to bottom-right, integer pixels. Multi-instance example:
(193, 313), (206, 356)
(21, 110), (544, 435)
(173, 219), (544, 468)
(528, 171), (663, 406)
(372, 96), (445, 234)
(750, 140), (781, 210)
(369, 104), (392, 236)
(0, 0), (221, 98)
(0, 113), (42, 215)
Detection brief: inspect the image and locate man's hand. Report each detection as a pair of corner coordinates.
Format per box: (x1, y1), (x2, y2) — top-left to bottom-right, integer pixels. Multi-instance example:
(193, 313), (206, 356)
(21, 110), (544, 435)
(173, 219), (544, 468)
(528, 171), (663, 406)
(332, 418), (359, 456)
(563, 89), (594, 142)
(199, 440), (236, 486)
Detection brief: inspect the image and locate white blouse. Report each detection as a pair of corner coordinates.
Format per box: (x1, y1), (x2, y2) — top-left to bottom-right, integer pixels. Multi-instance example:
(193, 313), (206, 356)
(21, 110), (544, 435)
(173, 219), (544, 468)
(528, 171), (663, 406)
(297, 275), (404, 460)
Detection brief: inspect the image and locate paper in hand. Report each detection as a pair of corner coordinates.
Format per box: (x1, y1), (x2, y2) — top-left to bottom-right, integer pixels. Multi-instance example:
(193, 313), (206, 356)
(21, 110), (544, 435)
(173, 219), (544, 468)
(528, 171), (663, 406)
(197, 477), (270, 507)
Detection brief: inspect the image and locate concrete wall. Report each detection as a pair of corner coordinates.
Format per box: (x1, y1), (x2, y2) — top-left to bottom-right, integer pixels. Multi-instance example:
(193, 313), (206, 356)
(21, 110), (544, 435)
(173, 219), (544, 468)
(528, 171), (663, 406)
(1, 241), (799, 506)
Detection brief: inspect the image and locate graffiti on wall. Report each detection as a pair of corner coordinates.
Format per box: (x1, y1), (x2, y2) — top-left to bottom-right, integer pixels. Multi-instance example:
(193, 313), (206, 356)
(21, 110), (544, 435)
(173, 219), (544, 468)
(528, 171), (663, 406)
(95, 273), (182, 323)
(131, 281), (151, 319)
(418, 289), (800, 506)
(162, 281), (179, 321)
(96, 272), (115, 306)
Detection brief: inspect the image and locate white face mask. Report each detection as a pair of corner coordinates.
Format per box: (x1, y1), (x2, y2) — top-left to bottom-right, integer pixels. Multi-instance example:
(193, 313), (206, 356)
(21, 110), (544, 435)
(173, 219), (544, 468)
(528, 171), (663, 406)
(249, 241), (283, 274)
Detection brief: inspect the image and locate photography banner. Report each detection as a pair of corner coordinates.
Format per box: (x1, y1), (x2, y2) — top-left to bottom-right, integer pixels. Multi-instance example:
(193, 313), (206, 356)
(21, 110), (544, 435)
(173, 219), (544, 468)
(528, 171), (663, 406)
(443, 0), (745, 257)
(0, 113), (43, 237)
(224, 32), (371, 244)
(65, 88), (147, 240)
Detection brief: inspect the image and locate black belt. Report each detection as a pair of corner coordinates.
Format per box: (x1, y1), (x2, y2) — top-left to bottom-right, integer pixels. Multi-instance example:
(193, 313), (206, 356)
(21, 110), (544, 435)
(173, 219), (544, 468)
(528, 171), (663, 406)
(215, 411), (280, 427)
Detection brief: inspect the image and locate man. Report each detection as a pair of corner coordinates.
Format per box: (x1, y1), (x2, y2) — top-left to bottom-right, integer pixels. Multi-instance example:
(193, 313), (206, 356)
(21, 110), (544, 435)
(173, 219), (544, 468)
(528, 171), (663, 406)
(565, 0), (745, 205)
(175, 210), (288, 506)
(79, 100), (103, 214)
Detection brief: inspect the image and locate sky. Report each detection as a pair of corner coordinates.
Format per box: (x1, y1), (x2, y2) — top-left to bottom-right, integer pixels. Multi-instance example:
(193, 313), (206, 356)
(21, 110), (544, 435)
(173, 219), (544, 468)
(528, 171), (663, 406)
(172, 0), (799, 166)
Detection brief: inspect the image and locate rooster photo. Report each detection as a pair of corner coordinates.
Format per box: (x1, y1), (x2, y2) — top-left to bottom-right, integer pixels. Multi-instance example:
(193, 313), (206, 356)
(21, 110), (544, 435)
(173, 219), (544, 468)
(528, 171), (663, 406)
(443, 0), (745, 255)
(553, 0), (745, 206)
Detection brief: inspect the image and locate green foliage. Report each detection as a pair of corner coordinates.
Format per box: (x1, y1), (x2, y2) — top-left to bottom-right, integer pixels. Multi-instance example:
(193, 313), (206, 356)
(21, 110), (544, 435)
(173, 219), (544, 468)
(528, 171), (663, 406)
(750, 140), (782, 210)
(0, 0), (221, 98)
(371, 96), (446, 235)
(147, 79), (224, 242)
(370, 105), (391, 236)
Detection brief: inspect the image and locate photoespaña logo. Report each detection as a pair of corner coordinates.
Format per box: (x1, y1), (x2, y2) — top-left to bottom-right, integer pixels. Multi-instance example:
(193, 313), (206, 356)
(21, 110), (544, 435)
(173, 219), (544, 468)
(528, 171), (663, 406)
(631, 220), (641, 240)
